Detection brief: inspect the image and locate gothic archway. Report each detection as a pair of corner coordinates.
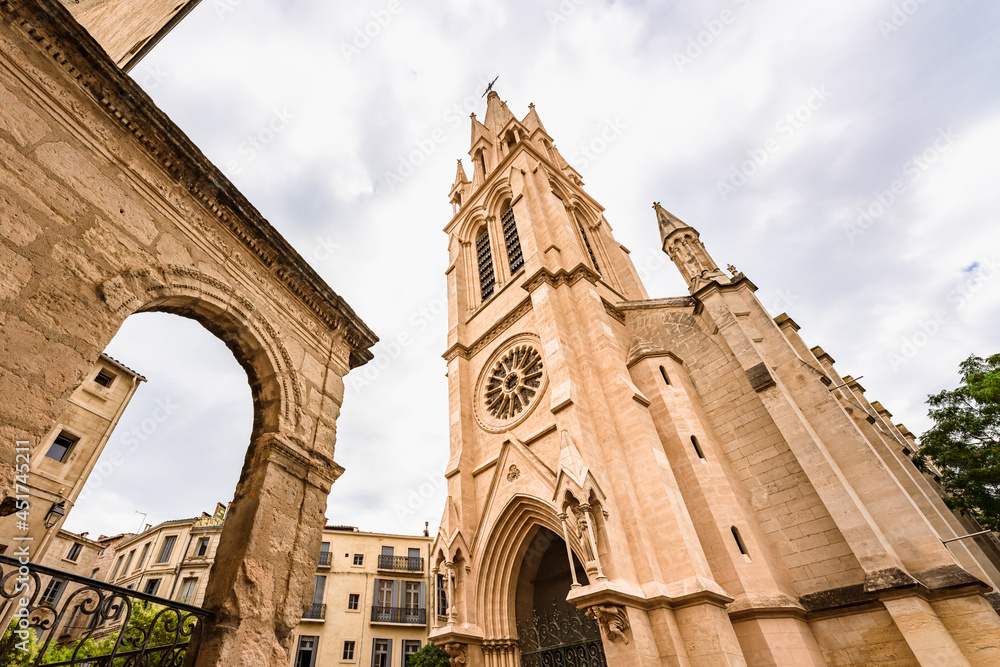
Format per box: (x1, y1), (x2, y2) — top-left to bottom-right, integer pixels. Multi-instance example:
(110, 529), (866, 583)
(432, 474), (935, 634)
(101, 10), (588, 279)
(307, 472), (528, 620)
(513, 528), (606, 667)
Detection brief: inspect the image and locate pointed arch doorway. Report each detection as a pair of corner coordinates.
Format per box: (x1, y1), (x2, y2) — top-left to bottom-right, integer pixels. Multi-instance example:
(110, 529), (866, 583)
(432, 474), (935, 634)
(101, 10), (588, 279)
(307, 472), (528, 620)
(514, 528), (607, 666)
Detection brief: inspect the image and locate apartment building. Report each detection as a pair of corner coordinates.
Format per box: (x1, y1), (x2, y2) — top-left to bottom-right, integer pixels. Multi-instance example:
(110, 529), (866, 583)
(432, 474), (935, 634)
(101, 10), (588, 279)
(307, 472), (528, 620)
(290, 526), (432, 667)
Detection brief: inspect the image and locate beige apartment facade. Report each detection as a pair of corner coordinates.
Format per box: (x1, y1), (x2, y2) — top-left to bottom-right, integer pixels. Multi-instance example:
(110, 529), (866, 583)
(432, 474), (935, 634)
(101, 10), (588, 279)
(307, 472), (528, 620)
(0, 354), (144, 565)
(429, 91), (1000, 666)
(288, 526), (433, 667)
(83, 517), (433, 667)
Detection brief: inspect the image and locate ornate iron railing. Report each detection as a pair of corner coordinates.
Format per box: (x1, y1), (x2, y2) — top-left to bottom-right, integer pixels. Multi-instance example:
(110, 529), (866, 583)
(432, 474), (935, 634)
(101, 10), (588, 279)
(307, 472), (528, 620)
(370, 606), (425, 625)
(317, 551), (331, 567)
(516, 601), (606, 667)
(0, 554), (212, 666)
(376, 555), (423, 572)
(302, 603), (326, 620)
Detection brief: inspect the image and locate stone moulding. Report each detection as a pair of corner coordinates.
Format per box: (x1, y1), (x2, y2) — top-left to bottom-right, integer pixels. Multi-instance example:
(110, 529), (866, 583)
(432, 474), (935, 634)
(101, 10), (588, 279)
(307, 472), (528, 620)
(0, 0), (377, 367)
(443, 297), (533, 362)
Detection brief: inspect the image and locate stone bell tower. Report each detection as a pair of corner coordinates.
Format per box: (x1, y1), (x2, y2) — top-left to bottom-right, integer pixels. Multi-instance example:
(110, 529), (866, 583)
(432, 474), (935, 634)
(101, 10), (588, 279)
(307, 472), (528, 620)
(430, 91), (1000, 667)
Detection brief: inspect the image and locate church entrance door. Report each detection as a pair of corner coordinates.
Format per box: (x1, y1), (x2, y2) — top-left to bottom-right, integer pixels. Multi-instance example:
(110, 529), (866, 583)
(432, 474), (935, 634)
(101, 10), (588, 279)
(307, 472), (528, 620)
(513, 528), (607, 666)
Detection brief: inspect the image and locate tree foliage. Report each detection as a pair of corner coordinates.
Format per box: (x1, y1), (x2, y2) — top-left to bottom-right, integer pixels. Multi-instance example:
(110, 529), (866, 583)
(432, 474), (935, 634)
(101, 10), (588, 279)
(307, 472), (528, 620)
(917, 353), (1000, 531)
(406, 642), (451, 667)
(2, 600), (195, 667)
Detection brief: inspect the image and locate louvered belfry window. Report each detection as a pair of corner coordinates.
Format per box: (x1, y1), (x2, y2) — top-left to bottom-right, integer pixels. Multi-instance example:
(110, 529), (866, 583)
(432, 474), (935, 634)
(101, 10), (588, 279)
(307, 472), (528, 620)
(477, 227), (496, 301)
(502, 206), (524, 275)
(578, 221), (600, 274)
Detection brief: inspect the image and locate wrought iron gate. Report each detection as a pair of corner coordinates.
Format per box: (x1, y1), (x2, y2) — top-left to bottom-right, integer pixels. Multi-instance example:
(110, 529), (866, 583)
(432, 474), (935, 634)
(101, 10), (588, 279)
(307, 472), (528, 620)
(516, 601), (607, 667)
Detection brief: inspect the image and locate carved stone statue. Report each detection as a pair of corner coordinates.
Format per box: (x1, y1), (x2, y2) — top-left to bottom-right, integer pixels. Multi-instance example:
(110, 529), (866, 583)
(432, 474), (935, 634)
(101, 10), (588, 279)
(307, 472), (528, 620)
(443, 642), (468, 666)
(586, 604), (630, 644)
(574, 509), (595, 562)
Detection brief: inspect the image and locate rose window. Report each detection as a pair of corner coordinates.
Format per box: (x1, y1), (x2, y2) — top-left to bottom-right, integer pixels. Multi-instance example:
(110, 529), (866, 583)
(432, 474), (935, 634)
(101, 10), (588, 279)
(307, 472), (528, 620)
(484, 345), (544, 420)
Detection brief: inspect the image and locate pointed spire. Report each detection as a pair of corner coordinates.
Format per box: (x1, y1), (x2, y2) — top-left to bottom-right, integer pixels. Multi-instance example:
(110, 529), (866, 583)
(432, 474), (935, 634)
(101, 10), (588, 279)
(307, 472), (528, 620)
(521, 102), (548, 135)
(654, 202), (729, 293)
(453, 159), (469, 187)
(483, 90), (515, 133)
(558, 430), (587, 481)
(653, 202), (693, 246)
(470, 112), (491, 148)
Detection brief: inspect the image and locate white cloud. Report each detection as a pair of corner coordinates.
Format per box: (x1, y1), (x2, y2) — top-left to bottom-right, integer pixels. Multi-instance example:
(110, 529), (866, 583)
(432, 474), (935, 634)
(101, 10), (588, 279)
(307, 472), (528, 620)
(62, 0), (1000, 538)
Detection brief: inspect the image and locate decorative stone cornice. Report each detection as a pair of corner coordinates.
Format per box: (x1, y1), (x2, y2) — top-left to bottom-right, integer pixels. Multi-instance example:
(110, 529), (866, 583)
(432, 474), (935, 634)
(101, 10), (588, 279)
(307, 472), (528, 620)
(521, 264), (600, 293)
(443, 297), (532, 362)
(0, 0), (377, 367)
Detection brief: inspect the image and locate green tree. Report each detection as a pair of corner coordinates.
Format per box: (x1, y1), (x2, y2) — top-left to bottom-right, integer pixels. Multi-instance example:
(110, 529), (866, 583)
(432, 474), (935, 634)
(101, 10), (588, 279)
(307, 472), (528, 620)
(3, 600), (196, 666)
(917, 353), (1000, 531)
(406, 642), (451, 667)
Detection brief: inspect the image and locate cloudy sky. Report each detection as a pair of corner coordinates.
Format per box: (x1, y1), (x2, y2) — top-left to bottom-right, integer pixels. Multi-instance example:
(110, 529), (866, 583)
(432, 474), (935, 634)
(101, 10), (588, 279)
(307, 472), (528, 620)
(64, 1), (1000, 539)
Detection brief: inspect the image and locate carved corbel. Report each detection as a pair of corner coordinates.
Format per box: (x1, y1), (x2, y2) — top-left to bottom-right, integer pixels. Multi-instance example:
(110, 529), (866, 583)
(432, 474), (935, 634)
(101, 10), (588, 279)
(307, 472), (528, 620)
(585, 604), (630, 644)
(443, 642), (468, 666)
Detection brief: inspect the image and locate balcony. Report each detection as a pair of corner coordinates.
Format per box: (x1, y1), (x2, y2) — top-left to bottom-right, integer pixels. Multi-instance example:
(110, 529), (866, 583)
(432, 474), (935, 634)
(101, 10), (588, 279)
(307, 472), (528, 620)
(377, 554), (424, 572)
(370, 606), (426, 625)
(302, 603), (326, 620)
(318, 551), (331, 568)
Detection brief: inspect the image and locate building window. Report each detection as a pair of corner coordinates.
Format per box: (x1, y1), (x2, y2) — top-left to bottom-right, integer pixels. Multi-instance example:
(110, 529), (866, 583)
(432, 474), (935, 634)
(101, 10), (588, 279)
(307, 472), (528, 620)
(39, 579), (65, 606)
(659, 366), (671, 386)
(348, 593), (359, 611)
(501, 205), (524, 275)
(343, 640), (355, 661)
(372, 639), (391, 667)
(121, 549), (135, 578)
(436, 574), (448, 617)
(143, 579), (161, 596)
(476, 226), (496, 301)
(110, 555), (124, 581)
(377, 579), (393, 609)
(156, 536), (177, 563)
(403, 640), (421, 665)
(196, 537), (209, 557)
(178, 577), (198, 605)
(352, 553), (364, 566)
(691, 436), (705, 459)
(578, 221), (600, 273)
(94, 369), (116, 387)
(136, 543), (150, 570)
(66, 543), (82, 562)
(45, 431), (78, 463)
(294, 635), (318, 667)
(732, 526), (749, 557)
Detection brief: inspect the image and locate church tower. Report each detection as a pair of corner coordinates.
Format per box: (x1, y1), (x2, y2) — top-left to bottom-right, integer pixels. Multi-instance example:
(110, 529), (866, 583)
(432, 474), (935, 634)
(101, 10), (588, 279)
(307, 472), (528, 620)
(429, 91), (1000, 667)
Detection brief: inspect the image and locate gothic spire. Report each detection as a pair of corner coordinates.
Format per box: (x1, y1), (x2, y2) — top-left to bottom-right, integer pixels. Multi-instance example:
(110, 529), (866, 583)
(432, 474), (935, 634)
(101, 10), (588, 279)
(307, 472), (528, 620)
(654, 202), (729, 293)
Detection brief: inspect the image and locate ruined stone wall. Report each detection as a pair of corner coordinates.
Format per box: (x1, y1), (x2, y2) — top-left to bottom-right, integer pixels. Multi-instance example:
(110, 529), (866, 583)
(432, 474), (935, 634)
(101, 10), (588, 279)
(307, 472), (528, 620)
(0, 2), (376, 664)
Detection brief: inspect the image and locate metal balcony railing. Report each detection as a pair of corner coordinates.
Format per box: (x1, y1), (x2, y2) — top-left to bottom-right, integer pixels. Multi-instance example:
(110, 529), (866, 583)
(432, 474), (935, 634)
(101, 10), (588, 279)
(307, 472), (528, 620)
(303, 603), (326, 620)
(376, 554), (423, 572)
(318, 551), (331, 567)
(0, 554), (211, 666)
(370, 606), (426, 625)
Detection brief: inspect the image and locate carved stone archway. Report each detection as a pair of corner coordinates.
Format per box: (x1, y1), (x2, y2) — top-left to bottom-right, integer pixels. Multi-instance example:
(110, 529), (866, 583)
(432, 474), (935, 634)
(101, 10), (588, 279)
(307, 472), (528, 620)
(0, 3), (378, 664)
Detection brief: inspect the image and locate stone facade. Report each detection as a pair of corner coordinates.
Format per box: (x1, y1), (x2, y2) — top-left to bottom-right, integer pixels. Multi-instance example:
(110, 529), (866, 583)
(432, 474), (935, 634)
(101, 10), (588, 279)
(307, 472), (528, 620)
(288, 526), (433, 667)
(429, 91), (1000, 666)
(0, 1), (377, 664)
(0, 353), (143, 562)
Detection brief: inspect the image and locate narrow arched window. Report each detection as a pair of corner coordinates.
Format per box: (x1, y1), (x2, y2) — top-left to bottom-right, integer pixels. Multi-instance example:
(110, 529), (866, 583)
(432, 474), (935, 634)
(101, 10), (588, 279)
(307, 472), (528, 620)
(476, 150), (487, 180)
(476, 227), (495, 301)
(501, 205), (524, 275)
(577, 219), (600, 274)
(659, 366), (671, 386)
(732, 527), (749, 557)
(691, 436), (704, 459)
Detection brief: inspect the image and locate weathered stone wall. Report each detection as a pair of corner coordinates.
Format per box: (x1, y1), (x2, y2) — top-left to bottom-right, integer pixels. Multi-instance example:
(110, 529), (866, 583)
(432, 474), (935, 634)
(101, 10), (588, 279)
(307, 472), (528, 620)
(0, 1), (376, 664)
